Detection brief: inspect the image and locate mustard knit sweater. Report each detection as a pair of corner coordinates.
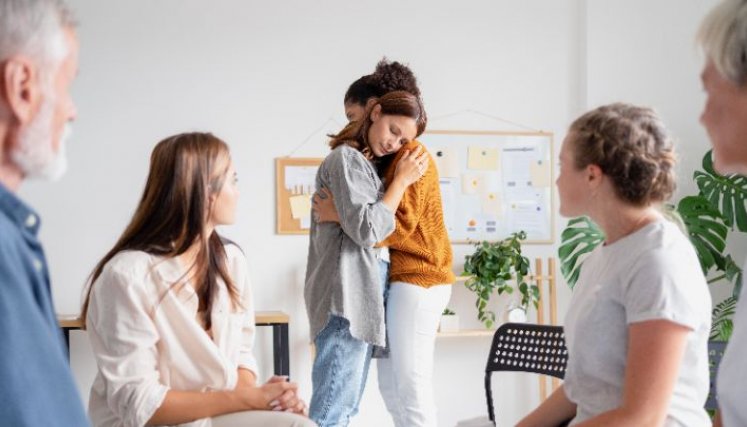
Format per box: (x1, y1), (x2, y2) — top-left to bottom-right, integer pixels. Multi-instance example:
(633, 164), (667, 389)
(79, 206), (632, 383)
(379, 141), (455, 287)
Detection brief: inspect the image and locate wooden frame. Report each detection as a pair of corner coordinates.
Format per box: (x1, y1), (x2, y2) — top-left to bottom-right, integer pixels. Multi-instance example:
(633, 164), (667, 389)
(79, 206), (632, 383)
(420, 129), (555, 244)
(535, 257), (561, 399)
(275, 157), (323, 235)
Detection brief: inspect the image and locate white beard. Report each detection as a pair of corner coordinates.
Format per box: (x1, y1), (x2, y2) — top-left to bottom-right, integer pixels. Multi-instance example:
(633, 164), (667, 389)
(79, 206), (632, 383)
(11, 94), (71, 181)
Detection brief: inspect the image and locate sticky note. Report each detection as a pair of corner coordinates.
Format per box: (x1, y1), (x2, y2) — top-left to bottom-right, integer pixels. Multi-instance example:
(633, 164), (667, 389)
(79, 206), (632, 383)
(482, 192), (503, 217)
(434, 148), (459, 178)
(289, 194), (312, 220)
(530, 160), (551, 187)
(467, 147), (499, 170)
(461, 174), (483, 194)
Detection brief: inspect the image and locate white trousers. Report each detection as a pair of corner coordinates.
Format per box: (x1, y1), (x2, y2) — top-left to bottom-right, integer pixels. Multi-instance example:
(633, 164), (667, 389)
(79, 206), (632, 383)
(377, 282), (452, 427)
(212, 410), (318, 427)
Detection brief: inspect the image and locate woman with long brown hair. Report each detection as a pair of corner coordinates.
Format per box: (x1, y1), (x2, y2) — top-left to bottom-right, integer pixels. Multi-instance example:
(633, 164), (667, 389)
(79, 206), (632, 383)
(304, 90), (429, 427)
(314, 60), (454, 427)
(82, 132), (315, 427)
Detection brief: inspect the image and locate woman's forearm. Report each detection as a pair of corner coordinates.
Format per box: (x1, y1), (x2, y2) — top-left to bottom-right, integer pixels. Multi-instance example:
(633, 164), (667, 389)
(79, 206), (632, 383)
(147, 389), (247, 426)
(517, 386), (576, 427)
(572, 407), (658, 427)
(381, 176), (409, 212)
(147, 370), (299, 425)
(148, 369), (258, 426)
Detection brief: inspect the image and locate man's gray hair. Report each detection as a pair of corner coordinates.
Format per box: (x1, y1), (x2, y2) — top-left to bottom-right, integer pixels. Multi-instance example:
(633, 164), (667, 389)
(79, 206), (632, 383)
(698, 0), (747, 86)
(0, 0), (76, 68)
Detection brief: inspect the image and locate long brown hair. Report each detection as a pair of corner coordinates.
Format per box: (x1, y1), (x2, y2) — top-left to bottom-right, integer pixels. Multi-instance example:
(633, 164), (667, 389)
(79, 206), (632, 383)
(81, 132), (241, 330)
(329, 90), (427, 156)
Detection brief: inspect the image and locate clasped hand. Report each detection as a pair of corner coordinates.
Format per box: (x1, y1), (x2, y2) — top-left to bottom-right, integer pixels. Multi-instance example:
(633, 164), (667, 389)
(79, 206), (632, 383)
(234, 375), (308, 415)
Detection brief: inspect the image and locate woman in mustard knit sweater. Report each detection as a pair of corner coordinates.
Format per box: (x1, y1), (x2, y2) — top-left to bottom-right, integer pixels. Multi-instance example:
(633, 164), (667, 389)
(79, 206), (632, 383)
(315, 59), (454, 427)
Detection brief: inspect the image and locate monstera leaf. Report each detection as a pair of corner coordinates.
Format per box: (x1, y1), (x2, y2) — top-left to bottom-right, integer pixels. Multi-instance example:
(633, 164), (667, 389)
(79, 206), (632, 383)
(694, 150), (747, 232)
(711, 296), (737, 341)
(558, 216), (604, 288)
(677, 195), (728, 274)
(724, 255), (744, 297)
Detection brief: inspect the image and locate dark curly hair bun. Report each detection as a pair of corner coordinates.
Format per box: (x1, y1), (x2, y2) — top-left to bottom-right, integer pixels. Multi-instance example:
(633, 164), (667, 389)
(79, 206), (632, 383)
(370, 57), (421, 98)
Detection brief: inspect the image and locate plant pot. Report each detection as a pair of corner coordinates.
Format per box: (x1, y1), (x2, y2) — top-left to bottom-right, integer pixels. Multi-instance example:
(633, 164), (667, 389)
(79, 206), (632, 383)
(439, 314), (460, 332)
(503, 306), (527, 324)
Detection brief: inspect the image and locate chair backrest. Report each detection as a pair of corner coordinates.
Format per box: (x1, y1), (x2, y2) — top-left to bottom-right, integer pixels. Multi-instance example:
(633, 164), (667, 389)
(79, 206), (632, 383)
(706, 341), (727, 411)
(483, 325), (726, 424)
(484, 322), (568, 424)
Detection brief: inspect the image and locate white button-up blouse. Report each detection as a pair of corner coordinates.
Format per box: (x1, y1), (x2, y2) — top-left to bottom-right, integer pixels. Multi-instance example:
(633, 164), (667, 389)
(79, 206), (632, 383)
(86, 243), (259, 427)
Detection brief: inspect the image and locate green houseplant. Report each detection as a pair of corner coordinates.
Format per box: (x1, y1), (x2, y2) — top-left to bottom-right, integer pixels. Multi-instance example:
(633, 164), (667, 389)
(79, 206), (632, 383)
(559, 151), (745, 341)
(462, 231), (539, 328)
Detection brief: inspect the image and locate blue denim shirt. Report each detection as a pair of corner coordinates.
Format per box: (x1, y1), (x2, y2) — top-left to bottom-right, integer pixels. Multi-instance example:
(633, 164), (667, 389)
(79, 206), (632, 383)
(0, 182), (89, 426)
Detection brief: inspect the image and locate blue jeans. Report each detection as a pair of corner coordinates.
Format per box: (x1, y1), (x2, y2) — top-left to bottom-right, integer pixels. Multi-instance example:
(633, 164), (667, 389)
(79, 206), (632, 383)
(309, 260), (389, 427)
(309, 315), (371, 427)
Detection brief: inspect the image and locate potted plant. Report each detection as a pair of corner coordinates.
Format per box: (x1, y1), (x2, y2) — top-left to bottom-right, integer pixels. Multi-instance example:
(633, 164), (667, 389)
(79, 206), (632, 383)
(559, 151), (744, 342)
(462, 231), (540, 329)
(439, 308), (460, 333)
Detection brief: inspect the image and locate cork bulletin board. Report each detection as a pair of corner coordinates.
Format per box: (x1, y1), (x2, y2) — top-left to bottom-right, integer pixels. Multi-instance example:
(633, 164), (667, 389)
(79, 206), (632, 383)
(275, 157), (323, 235)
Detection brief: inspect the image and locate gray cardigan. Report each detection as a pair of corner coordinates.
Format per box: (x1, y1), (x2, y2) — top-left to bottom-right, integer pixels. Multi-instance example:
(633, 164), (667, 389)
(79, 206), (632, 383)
(304, 145), (395, 346)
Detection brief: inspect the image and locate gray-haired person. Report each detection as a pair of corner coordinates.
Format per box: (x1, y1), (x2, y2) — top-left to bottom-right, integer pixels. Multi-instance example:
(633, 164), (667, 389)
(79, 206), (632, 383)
(0, 0), (88, 425)
(698, 1), (747, 426)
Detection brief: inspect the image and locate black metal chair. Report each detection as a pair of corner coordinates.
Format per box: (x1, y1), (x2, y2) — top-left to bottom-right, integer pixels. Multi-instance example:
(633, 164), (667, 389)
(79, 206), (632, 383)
(484, 322), (569, 425)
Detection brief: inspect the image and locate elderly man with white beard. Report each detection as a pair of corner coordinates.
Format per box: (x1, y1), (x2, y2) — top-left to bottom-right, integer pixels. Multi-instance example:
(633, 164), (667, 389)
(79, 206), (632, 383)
(0, 0), (88, 425)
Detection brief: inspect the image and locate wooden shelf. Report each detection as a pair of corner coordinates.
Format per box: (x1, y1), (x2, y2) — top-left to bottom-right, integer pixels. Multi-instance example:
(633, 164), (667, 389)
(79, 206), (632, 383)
(455, 274), (553, 283)
(437, 328), (496, 338)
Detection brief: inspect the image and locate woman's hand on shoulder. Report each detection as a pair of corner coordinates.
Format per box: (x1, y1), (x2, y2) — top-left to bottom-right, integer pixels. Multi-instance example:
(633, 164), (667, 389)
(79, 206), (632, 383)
(393, 145), (429, 187)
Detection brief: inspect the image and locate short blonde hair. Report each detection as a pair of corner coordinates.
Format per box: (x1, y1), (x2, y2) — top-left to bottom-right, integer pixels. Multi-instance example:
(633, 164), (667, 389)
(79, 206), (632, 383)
(698, 0), (747, 85)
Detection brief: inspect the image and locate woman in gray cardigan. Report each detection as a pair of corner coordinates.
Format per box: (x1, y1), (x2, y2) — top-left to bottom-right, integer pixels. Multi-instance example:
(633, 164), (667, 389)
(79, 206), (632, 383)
(304, 91), (428, 427)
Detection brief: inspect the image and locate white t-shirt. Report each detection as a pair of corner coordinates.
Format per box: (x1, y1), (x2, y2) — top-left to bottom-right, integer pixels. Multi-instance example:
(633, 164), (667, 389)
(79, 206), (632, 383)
(716, 260), (747, 426)
(563, 220), (712, 426)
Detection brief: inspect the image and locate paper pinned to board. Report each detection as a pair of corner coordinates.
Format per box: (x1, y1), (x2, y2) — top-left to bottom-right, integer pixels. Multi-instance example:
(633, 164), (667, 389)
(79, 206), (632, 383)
(285, 166), (317, 194)
(461, 173), (483, 194)
(529, 160), (551, 188)
(434, 148), (459, 178)
(482, 192), (503, 217)
(510, 200), (547, 236)
(467, 146), (499, 170)
(289, 194), (312, 220)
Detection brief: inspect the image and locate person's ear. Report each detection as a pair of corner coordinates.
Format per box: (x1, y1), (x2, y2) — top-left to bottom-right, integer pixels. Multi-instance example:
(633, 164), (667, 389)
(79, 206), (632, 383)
(370, 104), (382, 122)
(365, 97), (376, 110)
(1, 57), (41, 125)
(587, 164), (604, 189)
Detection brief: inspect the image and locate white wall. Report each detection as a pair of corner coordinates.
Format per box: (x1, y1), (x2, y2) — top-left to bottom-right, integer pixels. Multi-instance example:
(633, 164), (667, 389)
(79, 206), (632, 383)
(585, 0), (738, 304)
(17, 1), (722, 426)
